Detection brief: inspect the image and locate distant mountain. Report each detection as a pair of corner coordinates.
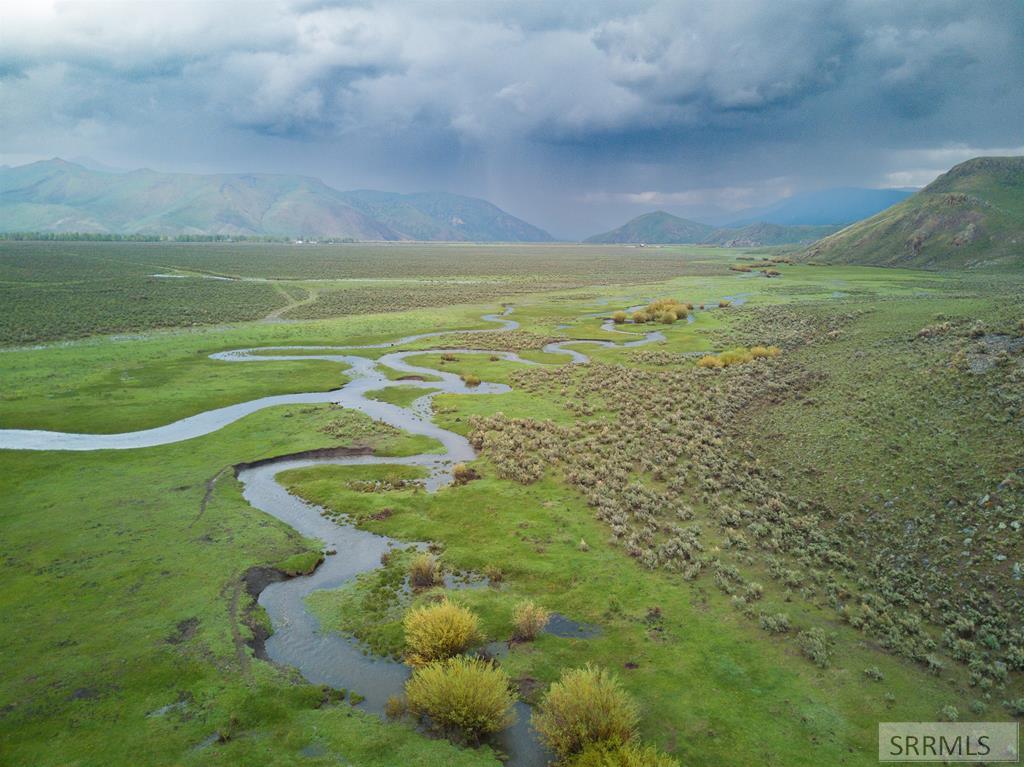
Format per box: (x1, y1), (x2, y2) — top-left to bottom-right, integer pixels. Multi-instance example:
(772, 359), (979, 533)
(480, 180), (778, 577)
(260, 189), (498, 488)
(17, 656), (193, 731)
(336, 189), (553, 242)
(585, 210), (836, 247)
(584, 211), (716, 244)
(802, 157), (1024, 269)
(0, 159), (554, 242)
(728, 187), (915, 227)
(704, 222), (839, 247)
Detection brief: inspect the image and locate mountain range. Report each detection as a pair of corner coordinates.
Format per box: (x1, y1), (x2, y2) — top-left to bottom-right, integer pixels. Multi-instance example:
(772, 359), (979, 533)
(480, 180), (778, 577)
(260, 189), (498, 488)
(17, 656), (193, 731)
(802, 156), (1024, 269)
(0, 159), (554, 242)
(4, 156), (1022, 265)
(584, 211), (838, 247)
(726, 187), (914, 227)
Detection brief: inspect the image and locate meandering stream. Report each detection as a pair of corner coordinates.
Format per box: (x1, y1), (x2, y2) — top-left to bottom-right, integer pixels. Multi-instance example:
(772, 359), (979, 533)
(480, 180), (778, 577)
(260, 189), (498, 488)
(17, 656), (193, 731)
(0, 306), (685, 764)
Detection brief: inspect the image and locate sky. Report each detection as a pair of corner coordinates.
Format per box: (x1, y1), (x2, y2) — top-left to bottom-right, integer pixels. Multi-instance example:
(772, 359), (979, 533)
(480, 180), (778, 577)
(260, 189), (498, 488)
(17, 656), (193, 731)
(1, 0), (1023, 238)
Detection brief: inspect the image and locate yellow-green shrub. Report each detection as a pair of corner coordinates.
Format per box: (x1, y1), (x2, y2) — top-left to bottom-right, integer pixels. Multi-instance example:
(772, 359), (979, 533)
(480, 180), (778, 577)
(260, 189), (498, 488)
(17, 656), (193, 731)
(403, 599), (481, 665)
(409, 553), (440, 590)
(646, 298), (689, 321)
(570, 741), (681, 767)
(512, 599), (551, 641)
(717, 348), (753, 366)
(384, 694), (408, 720)
(461, 373), (481, 387)
(405, 656), (516, 740)
(647, 297), (681, 312)
(611, 311), (627, 324)
(631, 311), (649, 324)
(699, 345), (780, 369)
(697, 355), (723, 369)
(533, 665), (640, 758)
(452, 462), (478, 484)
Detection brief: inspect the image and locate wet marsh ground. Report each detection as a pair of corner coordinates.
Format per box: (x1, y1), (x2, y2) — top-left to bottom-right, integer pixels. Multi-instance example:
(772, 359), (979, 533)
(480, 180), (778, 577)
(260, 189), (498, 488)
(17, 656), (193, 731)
(1, 243), (1022, 765)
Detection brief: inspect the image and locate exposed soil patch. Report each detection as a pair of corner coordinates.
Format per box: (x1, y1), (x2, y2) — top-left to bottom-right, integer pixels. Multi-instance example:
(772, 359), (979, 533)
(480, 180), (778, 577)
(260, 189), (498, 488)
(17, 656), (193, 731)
(397, 375), (426, 381)
(233, 445), (374, 476)
(190, 465), (230, 528)
(241, 566), (290, 661)
(242, 565), (288, 600)
(166, 617), (199, 645)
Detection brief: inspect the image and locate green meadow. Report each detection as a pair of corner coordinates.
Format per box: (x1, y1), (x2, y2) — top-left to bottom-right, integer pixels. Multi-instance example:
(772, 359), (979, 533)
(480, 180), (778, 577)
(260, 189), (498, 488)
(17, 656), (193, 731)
(1, 243), (1021, 766)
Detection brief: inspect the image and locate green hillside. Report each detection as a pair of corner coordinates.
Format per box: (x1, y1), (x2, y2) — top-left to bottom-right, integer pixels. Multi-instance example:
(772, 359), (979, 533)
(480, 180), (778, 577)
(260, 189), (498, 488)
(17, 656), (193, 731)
(584, 210), (715, 244)
(0, 160), (553, 242)
(703, 221), (838, 246)
(802, 156), (1024, 269)
(585, 210), (836, 246)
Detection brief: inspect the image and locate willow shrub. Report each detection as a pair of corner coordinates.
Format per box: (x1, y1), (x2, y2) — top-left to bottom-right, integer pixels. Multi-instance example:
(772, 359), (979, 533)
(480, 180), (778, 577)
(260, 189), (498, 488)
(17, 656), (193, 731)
(452, 462), (478, 484)
(409, 553), (440, 590)
(570, 740), (680, 767)
(717, 348), (754, 366)
(697, 355), (724, 369)
(512, 599), (551, 641)
(699, 345), (780, 369)
(611, 311), (627, 324)
(533, 665), (640, 758)
(405, 656), (516, 741)
(403, 599), (482, 666)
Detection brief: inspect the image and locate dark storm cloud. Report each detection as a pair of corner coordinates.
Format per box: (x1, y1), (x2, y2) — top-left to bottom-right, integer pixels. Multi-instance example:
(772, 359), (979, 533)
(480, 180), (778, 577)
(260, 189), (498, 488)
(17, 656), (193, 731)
(1, 0), (1022, 237)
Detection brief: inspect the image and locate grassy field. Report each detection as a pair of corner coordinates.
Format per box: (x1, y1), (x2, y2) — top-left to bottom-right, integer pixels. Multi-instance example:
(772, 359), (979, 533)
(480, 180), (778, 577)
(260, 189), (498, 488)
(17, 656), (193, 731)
(1, 244), (1021, 766)
(0, 241), (729, 345)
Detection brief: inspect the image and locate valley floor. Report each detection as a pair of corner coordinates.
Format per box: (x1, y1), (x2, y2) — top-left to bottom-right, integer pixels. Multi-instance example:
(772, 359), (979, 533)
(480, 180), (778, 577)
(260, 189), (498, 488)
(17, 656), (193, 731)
(1, 244), (1021, 765)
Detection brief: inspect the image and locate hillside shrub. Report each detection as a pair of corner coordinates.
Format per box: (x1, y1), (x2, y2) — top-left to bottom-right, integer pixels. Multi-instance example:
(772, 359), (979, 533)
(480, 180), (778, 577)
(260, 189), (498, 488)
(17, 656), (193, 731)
(797, 628), (835, 668)
(863, 666), (884, 682)
(405, 656), (516, 741)
(404, 599), (482, 665)
(533, 665), (640, 758)
(612, 311), (627, 324)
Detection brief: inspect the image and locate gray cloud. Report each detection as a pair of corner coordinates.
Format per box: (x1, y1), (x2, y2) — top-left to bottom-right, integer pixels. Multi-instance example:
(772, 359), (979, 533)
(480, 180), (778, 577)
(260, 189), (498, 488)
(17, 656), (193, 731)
(1, 0), (1022, 237)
